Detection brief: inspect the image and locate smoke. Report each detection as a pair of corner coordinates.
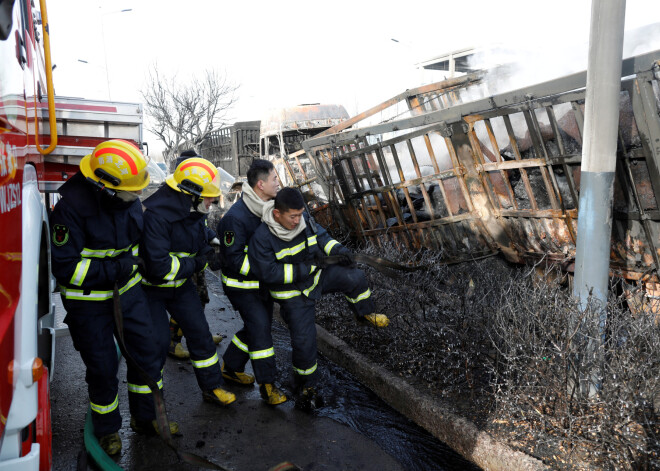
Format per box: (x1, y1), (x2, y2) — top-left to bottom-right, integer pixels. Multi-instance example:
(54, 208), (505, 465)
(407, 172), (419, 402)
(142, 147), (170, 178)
(328, 22), (660, 205)
(467, 22), (660, 100)
(623, 22), (660, 57)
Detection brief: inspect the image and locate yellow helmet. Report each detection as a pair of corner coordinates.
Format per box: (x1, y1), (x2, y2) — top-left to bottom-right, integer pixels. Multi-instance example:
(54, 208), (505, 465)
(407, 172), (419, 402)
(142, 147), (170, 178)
(166, 157), (221, 198)
(80, 139), (150, 191)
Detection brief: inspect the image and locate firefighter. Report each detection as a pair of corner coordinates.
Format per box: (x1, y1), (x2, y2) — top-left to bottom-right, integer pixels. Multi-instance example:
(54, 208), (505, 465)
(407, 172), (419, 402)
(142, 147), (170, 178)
(219, 159), (288, 405)
(248, 187), (389, 407)
(50, 139), (177, 456)
(140, 156), (235, 407)
(166, 150), (223, 360)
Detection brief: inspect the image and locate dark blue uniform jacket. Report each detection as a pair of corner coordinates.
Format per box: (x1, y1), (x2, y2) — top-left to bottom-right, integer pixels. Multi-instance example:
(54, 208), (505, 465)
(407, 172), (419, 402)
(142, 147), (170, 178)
(141, 185), (213, 287)
(217, 198), (262, 288)
(50, 172), (143, 298)
(248, 213), (349, 301)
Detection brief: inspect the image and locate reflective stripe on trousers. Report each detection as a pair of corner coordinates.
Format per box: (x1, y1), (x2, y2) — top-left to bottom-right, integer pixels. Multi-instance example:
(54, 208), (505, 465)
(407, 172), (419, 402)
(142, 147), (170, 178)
(293, 363), (317, 376)
(191, 352), (219, 369)
(231, 335), (274, 360)
(127, 377), (164, 394)
(90, 395), (119, 414)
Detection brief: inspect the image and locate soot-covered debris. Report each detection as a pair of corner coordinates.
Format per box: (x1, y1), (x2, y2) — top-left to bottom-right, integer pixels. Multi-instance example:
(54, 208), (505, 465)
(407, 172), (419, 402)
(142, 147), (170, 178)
(315, 242), (660, 470)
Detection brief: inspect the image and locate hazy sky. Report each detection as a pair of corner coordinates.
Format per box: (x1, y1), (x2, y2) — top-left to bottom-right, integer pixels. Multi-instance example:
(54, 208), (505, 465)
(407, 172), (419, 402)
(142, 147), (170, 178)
(46, 0), (660, 156)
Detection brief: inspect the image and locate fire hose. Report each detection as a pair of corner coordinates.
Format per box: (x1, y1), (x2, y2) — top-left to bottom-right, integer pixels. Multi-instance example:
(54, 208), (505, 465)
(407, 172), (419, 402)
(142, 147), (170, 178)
(321, 253), (428, 276)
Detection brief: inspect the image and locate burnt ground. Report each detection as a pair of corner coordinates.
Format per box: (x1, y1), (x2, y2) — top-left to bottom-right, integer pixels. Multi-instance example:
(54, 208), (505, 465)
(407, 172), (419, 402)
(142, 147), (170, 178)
(314, 248), (660, 471)
(315, 255), (503, 434)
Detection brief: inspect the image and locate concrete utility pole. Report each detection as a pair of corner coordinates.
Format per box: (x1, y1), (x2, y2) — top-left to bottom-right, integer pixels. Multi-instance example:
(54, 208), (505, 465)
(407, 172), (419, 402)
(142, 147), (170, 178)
(573, 0), (626, 393)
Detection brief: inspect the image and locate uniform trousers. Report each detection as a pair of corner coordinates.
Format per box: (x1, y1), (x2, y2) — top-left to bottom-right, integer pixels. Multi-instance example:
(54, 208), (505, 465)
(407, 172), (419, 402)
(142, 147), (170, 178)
(222, 286), (276, 384)
(63, 284), (160, 436)
(144, 279), (224, 392)
(278, 264), (375, 389)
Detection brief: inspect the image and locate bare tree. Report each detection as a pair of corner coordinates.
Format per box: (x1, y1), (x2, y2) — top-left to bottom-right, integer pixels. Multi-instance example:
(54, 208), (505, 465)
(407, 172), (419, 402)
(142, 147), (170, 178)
(141, 64), (238, 167)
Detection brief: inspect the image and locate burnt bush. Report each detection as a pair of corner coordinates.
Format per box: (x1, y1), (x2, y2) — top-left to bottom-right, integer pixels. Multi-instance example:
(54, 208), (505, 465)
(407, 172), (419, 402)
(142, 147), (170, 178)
(315, 242), (660, 470)
(489, 271), (659, 470)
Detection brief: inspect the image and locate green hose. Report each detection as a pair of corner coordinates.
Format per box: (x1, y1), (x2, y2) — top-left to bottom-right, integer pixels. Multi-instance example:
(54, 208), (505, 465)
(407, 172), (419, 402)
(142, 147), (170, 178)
(83, 344), (124, 470)
(83, 405), (124, 471)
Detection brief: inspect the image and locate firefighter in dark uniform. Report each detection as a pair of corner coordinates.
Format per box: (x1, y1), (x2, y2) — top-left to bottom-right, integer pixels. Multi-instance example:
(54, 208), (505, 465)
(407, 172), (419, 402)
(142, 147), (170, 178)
(141, 157), (235, 407)
(166, 150), (223, 360)
(248, 187), (389, 407)
(219, 159), (288, 405)
(50, 139), (177, 456)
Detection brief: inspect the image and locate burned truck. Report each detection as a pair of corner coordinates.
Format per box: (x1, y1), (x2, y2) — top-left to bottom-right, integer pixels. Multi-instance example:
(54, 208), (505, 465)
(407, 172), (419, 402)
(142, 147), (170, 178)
(202, 105), (348, 211)
(301, 50), (660, 304)
(202, 121), (260, 178)
(259, 104), (349, 211)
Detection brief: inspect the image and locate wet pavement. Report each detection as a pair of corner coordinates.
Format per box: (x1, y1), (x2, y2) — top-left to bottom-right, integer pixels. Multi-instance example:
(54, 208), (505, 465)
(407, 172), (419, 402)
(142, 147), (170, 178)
(51, 272), (480, 470)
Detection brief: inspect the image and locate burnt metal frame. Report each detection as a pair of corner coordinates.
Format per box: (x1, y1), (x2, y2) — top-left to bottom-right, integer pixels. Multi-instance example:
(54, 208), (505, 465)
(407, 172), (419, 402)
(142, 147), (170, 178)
(302, 50), (660, 279)
(306, 52), (660, 151)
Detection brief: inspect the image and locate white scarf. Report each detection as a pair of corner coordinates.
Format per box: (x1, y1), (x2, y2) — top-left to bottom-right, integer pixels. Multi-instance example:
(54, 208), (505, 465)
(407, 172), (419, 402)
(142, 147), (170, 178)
(241, 182), (269, 218)
(262, 201), (307, 242)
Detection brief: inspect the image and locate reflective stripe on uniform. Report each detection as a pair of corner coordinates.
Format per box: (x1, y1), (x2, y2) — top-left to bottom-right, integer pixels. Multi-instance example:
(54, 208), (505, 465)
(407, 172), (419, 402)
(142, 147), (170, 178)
(303, 269), (322, 297)
(191, 352), (219, 369)
(275, 241), (306, 260)
(69, 258), (92, 286)
(171, 251), (193, 258)
(250, 347), (275, 360)
(270, 289), (301, 300)
(164, 255), (181, 281)
(60, 272), (142, 301)
(283, 263), (293, 284)
(221, 274), (259, 290)
(271, 268), (318, 298)
(90, 395), (119, 414)
(293, 363), (317, 376)
(141, 278), (187, 288)
(346, 288), (371, 304)
(231, 335), (249, 353)
(81, 244), (134, 258)
(274, 236), (318, 260)
(127, 378), (163, 394)
(73, 242), (139, 286)
(323, 240), (339, 255)
(239, 254), (250, 276)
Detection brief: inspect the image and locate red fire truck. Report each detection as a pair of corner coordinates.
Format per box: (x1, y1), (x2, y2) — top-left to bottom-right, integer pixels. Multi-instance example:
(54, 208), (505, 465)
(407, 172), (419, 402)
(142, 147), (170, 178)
(0, 1), (157, 469)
